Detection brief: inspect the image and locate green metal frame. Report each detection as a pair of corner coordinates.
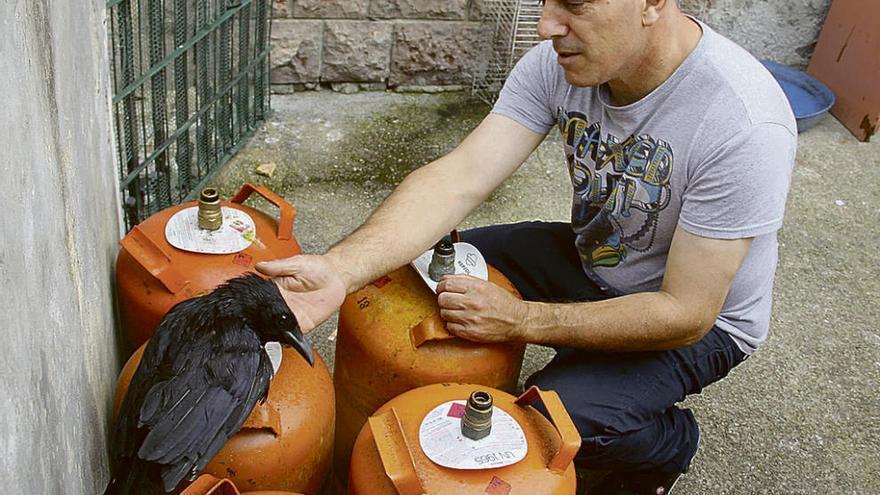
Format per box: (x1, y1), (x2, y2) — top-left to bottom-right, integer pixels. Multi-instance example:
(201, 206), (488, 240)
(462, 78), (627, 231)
(107, 0), (271, 230)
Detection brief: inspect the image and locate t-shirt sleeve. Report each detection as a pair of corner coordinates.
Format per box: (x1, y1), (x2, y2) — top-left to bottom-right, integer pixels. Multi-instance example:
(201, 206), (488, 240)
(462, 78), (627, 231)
(679, 122), (797, 239)
(490, 41), (558, 135)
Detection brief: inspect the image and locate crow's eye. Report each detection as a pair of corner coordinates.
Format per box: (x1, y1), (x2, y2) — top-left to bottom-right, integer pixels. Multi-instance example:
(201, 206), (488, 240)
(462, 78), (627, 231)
(279, 314), (288, 321)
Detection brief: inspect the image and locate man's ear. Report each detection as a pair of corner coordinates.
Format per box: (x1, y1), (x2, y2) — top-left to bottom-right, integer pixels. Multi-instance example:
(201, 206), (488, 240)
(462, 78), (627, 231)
(643, 0), (668, 26)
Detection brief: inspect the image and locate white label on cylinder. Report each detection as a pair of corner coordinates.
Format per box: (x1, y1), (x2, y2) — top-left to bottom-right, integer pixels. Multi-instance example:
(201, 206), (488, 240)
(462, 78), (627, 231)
(264, 341), (283, 376)
(165, 206), (256, 254)
(418, 400), (528, 470)
(410, 242), (488, 294)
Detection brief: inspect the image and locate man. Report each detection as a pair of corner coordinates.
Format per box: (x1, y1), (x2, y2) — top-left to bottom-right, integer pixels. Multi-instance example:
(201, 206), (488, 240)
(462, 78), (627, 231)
(257, 0), (797, 493)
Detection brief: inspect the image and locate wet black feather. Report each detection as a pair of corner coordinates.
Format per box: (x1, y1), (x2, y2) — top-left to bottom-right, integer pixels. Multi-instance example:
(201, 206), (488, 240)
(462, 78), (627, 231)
(104, 274), (303, 495)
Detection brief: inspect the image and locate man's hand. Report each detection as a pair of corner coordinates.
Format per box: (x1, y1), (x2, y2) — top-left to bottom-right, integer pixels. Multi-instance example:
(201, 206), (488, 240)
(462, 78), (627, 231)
(256, 255), (347, 334)
(436, 275), (528, 343)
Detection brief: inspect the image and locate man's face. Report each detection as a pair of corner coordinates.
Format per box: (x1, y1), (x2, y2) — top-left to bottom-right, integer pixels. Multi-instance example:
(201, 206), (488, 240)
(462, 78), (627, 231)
(538, 0), (648, 88)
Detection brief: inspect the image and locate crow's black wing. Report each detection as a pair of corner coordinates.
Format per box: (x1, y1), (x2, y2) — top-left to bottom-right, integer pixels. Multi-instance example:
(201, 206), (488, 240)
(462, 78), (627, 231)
(135, 318), (272, 492)
(188, 341), (273, 479)
(108, 296), (202, 494)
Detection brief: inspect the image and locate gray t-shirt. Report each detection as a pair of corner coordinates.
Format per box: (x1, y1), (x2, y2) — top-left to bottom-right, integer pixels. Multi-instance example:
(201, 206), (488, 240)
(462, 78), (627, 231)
(492, 20), (797, 353)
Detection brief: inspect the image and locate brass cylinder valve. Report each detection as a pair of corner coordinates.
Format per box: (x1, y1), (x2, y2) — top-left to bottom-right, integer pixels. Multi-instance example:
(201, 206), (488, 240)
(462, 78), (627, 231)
(428, 239), (456, 282)
(198, 188), (223, 231)
(461, 390), (493, 440)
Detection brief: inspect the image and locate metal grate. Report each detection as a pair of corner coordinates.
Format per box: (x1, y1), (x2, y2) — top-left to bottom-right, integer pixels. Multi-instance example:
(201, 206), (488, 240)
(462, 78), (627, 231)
(107, 0), (272, 230)
(472, 0), (544, 104)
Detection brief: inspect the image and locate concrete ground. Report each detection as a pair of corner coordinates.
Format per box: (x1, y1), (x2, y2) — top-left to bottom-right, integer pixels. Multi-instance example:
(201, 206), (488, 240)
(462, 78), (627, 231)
(215, 90), (879, 494)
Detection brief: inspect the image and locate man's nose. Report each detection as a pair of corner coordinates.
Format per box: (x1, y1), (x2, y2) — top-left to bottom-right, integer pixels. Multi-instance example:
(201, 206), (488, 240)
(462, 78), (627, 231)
(537, 2), (569, 40)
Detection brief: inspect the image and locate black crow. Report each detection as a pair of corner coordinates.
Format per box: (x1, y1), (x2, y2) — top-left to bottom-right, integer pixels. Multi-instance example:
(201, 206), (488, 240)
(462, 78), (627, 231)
(105, 273), (314, 495)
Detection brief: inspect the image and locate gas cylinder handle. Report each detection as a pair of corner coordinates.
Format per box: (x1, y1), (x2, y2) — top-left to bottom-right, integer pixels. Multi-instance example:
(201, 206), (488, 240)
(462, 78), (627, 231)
(230, 183), (297, 241)
(119, 225), (189, 294)
(514, 386), (582, 473)
(180, 474), (241, 495)
(410, 314), (455, 348)
(240, 400), (283, 437)
(368, 407), (425, 495)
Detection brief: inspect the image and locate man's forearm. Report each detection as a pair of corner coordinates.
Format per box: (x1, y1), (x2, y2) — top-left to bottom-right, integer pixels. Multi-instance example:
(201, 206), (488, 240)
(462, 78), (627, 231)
(316, 114), (546, 294)
(519, 291), (715, 352)
(325, 156), (488, 293)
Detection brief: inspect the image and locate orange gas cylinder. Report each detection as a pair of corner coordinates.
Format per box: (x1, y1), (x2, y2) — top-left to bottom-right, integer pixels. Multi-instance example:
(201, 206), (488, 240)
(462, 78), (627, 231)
(116, 183), (302, 354)
(348, 383), (581, 495)
(181, 475), (240, 495)
(332, 263), (526, 484)
(114, 342), (335, 494)
(182, 474), (305, 495)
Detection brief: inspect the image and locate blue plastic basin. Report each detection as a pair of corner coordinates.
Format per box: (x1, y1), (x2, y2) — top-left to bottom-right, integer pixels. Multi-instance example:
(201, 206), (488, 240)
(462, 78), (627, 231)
(761, 60), (836, 133)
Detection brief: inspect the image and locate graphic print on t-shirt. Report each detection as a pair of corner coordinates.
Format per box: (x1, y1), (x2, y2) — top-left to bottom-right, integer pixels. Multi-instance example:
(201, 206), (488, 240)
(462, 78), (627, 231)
(558, 108), (674, 279)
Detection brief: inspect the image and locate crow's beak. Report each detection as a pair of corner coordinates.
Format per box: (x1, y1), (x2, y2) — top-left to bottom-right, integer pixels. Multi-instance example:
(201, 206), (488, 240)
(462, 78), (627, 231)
(281, 327), (315, 367)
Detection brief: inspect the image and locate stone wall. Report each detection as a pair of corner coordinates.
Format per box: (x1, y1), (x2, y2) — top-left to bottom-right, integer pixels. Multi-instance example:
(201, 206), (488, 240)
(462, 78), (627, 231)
(270, 0), (482, 92)
(270, 0), (832, 92)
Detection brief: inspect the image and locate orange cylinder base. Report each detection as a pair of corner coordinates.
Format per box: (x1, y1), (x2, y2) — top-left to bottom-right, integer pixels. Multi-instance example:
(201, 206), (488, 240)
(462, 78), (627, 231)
(115, 343), (334, 494)
(182, 474), (306, 495)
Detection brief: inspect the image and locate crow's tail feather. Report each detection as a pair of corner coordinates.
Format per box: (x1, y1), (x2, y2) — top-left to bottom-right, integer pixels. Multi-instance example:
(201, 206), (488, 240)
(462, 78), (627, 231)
(103, 460), (166, 495)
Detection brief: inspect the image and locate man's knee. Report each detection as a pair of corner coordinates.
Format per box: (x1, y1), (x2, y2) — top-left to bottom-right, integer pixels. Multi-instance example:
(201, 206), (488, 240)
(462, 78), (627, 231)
(527, 365), (699, 473)
(527, 360), (699, 471)
(525, 362), (631, 440)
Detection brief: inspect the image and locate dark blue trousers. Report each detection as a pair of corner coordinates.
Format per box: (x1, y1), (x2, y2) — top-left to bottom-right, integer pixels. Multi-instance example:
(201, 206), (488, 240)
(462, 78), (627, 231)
(460, 221), (747, 474)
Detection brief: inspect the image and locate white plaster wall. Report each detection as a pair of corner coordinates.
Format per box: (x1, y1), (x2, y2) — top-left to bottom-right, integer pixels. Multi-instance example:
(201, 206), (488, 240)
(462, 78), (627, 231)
(0, 0), (120, 492)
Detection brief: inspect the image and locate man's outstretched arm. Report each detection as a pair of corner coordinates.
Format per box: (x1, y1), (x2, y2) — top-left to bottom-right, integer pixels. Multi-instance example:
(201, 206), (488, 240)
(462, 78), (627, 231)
(438, 227), (753, 351)
(257, 114), (547, 332)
